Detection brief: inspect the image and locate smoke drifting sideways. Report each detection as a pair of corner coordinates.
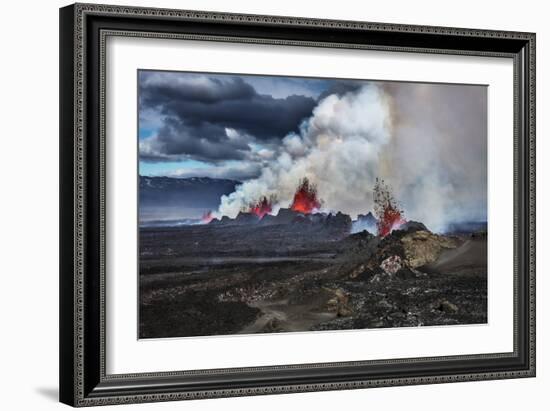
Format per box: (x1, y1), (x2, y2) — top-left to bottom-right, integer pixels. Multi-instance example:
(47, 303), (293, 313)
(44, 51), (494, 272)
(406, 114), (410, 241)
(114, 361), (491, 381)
(217, 82), (487, 233)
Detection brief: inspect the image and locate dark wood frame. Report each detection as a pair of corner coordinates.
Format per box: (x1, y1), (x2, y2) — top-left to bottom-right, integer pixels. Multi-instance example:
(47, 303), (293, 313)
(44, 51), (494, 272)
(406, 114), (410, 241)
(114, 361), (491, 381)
(60, 3), (536, 407)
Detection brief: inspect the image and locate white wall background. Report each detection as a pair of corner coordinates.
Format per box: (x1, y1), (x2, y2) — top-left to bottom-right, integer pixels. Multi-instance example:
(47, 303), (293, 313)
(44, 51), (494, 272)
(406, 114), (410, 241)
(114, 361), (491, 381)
(0, 0), (545, 409)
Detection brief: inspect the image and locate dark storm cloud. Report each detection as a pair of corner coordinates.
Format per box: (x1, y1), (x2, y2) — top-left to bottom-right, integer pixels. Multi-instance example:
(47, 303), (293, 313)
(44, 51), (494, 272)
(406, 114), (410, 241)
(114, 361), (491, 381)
(140, 72), (256, 105)
(139, 118), (250, 163)
(157, 94), (317, 140)
(139, 71), (317, 162)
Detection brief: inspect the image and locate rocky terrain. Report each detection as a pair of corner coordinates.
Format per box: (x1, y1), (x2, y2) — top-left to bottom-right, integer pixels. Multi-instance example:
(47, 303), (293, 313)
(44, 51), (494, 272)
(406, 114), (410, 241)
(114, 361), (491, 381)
(139, 209), (487, 338)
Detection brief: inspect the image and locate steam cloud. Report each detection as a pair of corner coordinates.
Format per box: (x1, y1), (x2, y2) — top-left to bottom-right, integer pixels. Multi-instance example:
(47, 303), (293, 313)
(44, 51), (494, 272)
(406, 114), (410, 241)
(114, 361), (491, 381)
(217, 82), (487, 233)
(380, 83), (487, 232)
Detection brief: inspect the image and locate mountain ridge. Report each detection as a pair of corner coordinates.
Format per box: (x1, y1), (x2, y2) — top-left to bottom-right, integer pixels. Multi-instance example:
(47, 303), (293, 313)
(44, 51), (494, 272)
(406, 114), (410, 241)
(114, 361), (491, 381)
(139, 175), (241, 221)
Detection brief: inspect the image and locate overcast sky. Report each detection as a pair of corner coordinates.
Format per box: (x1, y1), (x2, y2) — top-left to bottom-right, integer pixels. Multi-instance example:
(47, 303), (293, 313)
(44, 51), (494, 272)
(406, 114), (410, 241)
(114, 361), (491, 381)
(138, 70), (360, 180)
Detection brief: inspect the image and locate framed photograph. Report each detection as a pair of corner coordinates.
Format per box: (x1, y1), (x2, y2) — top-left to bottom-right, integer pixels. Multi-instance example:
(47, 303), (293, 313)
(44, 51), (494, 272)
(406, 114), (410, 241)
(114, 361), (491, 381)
(59, 3), (535, 407)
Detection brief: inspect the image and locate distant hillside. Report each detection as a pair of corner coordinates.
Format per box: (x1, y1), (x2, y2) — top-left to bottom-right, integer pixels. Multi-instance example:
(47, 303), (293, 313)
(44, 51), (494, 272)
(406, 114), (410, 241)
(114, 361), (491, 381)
(444, 221), (487, 235)
(139, 176), (240, 221)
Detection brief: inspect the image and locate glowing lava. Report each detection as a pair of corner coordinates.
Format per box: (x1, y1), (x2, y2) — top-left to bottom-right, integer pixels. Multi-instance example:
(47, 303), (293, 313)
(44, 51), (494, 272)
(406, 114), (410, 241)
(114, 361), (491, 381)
(248, 196), (273, 219)
(373, 178), (406, 237)
(290, 178), (321, 214)
(201, 210), (214, 224)
(377, 206), (406, 237)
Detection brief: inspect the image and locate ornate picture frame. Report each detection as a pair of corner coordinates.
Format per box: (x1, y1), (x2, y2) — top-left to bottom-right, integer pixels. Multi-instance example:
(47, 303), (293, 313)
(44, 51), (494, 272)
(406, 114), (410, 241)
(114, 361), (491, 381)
(59, 3), (535, 407)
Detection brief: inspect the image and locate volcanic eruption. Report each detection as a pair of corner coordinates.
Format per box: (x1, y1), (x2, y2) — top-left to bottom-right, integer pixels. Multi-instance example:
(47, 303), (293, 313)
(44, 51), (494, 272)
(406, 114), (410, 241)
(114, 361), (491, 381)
(247, 196), (273, 219)
(373, 178), (406, 237)
(201, 210), (214, 224)
(290, 178), (322, 214)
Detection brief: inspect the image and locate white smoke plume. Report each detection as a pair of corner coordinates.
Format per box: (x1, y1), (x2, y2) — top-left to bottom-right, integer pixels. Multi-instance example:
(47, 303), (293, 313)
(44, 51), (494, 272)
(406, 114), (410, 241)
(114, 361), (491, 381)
(217, 82), (487, 233)
(380, 82), (487, 232)
(217, 84), (390, 219)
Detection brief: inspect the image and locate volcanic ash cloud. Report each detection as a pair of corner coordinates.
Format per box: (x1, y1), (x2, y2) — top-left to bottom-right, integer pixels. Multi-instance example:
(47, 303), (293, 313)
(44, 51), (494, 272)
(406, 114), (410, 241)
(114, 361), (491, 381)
(217, 82), (487, 233)
(380, 83), (487, 232)
(217, 84), (391, 219)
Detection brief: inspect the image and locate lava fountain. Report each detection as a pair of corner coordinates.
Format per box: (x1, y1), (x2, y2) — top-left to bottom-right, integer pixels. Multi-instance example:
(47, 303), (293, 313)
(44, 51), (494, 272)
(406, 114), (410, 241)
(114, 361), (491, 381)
(201, 210), (214, 224)
(248, 196), (273, 219)
(290, 177), (322, 214)
(373, 178), (406, 237)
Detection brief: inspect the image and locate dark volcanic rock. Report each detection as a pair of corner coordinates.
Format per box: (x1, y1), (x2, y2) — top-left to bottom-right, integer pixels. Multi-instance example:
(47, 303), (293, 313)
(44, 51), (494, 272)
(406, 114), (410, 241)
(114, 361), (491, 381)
(347, 230), (375, 243)
(309, 213), (329, 224)
(393, 220), (427, 235)
(211, 212), (260, 226)
(324, 212), (352, 234)
(292, 214), (309, 224)
(273, 208), (301, 224)
(210, 209), (352, 238)
(292, 212), (328, 225)
(343, 231), (378, 258)
(139, 291), (261, 339)
(258, 214), (278, 225)
(139, 217), (488, 338)
(235, 212), (260, 225)
(210, 215), (232, 225)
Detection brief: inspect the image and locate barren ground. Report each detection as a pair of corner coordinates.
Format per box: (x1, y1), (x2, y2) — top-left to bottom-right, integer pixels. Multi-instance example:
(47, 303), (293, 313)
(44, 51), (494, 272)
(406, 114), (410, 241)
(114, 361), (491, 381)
(139, 222), (487, 338)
